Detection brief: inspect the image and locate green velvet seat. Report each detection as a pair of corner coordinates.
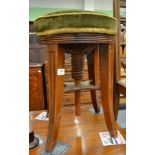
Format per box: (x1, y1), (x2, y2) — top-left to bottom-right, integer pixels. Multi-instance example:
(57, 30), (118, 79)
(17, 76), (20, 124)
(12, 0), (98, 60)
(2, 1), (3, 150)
(34, 10), (118, 36)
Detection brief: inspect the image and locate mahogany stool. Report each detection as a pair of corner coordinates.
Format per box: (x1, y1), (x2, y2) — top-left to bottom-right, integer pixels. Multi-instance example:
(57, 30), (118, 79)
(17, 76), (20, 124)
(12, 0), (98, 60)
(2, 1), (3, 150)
(34, 10), (118, 153)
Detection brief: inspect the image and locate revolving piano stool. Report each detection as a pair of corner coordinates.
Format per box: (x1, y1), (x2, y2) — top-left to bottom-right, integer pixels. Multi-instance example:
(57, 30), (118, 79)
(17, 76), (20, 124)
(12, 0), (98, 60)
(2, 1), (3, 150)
(34, 10), (118, 153)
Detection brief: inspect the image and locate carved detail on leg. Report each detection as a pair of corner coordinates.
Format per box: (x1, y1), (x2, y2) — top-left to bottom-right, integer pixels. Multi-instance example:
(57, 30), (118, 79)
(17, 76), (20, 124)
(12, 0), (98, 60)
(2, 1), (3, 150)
(45, 44), (65, 152)
(99, 44), (117, 138)
(87, 45), (100, 113)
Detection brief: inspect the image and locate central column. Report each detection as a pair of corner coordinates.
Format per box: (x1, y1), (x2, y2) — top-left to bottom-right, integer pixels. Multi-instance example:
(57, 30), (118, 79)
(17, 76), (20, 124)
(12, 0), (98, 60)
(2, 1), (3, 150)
(71, 51), (85, 116)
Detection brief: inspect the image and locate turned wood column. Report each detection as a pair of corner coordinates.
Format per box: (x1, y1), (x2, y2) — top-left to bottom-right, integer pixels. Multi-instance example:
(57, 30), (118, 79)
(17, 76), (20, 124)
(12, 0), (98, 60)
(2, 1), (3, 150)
(71, 51), (84, 116)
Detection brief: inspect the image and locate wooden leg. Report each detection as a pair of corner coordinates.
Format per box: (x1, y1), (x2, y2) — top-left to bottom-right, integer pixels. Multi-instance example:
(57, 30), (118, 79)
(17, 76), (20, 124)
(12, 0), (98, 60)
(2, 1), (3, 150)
(99, 44), (117, 138)
(113, 91), (120, 121)
(114, 81), (126, 120)
(87, 45), (100, 113)
(45, 44), (65, 152)
(42, 63), (48, 110)
(113, 36), (121, 120)
(75, 79), (81, 116)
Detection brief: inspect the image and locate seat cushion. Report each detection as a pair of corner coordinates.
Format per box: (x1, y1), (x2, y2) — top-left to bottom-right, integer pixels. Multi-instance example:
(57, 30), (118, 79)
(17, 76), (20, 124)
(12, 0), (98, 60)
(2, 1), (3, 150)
(34, 10), (118, 36)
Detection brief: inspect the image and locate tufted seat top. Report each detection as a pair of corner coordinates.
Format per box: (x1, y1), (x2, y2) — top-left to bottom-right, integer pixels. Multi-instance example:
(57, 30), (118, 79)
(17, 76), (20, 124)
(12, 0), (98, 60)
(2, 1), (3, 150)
(34, 10), (118, 37)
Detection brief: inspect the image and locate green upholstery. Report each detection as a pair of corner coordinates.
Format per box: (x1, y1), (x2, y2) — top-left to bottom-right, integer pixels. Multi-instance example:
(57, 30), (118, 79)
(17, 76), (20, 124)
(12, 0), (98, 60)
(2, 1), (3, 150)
(34, 10), (118, 36)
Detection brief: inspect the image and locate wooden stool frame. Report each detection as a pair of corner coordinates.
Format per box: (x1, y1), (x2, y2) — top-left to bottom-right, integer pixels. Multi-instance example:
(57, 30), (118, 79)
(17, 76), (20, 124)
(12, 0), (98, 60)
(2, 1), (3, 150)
(40, 33), (118, 152)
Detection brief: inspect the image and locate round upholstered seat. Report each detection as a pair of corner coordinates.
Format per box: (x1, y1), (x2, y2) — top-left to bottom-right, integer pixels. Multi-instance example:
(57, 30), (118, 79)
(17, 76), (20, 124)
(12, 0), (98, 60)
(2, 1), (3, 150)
(34, 10), (118, 36)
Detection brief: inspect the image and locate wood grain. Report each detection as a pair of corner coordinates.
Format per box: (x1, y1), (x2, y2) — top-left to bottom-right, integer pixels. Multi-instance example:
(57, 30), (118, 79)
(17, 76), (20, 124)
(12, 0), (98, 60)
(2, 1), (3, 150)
(39, 33), (117, 152)
(29, 105), (126, 155)
(45, 44), (65, 152)
(29, 65), (45, 111)
(87, 45), (100, 113)
(99, 44), (117, 137)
